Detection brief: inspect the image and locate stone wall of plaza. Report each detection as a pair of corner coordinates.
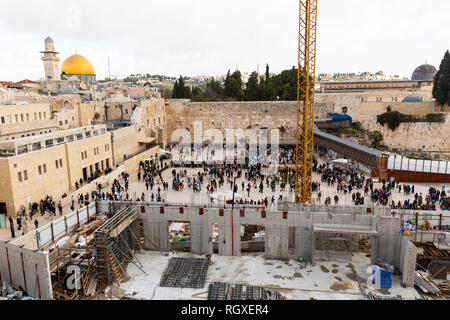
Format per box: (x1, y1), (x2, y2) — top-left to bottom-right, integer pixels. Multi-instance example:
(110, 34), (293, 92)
(0, 125), (114, 216)
(363, 113), (450, 154)
(165, 97), (450, 152)
(165, 100), (302, 145)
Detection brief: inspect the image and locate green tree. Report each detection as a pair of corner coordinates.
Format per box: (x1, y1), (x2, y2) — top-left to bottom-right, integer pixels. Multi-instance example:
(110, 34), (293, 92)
(172, 80), (179, 98)
(224, 71), (245, 101)
(245, 72), (261, 101)
(224, 70), (232, 98)
(205, 78), (224, 100)
(433, 50), (450, 106)
(369, 130), (384, 148)
(265, 64), (270, 81)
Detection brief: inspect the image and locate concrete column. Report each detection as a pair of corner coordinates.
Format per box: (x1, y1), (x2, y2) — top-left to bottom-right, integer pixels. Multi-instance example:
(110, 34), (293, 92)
(402, 241), (417, 287)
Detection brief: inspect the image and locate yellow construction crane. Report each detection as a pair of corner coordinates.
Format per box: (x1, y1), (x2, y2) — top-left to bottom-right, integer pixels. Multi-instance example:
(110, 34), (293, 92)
(295, 0), (318, 203)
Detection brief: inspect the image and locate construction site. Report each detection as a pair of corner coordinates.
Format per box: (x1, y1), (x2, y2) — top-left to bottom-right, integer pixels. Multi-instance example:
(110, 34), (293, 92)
(0, 199), (449, 300)
(1, 0), (449, 303)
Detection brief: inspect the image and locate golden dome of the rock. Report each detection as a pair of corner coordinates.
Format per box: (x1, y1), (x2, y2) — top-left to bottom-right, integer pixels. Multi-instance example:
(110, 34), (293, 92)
(61, 54), (95, 76)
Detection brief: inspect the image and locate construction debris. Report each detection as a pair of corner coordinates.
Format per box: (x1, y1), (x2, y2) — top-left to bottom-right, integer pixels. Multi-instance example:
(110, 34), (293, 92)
(49, 215), (109, 300)
(414, 272), (448, 299)
(414, 242), (450, 271)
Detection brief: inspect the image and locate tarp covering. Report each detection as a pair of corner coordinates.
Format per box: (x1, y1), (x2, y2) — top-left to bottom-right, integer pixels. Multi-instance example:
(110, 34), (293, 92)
(328, 113), (352, 125)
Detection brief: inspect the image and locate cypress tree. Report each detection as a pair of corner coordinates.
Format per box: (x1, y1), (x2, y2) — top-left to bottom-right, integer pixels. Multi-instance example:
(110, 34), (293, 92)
(433, 50), (450, 106)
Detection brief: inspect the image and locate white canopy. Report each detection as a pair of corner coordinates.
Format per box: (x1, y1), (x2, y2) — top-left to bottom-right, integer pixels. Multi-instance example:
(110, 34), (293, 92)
(332, 158), (349, 164)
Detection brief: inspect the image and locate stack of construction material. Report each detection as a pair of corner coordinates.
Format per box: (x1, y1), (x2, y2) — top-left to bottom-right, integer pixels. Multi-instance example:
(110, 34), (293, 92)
(160, 258), (210, 288)
(207, 283), (284, 301)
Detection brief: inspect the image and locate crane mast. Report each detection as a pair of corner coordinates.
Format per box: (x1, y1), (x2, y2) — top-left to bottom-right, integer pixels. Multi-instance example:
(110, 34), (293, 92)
(295, 0), (318, 203)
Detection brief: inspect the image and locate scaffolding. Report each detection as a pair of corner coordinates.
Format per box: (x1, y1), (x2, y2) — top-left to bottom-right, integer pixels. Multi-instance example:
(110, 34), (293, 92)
(94, 206), (141, 287)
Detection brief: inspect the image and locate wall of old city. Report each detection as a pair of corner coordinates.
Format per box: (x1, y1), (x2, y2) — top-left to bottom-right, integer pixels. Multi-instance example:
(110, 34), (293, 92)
(362, 113), (450, 153)
(165, 100), (300, 145)
(165, 97), (449, 153)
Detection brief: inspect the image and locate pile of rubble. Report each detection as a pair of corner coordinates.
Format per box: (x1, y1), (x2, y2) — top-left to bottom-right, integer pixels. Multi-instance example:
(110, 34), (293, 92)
(415, 271), (449, 300)
(1, 282), (35, 300)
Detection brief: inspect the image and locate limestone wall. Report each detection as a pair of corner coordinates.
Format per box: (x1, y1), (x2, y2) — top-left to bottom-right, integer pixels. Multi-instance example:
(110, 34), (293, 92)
(165, 99), (447, 151)
(362, 113), (450, 152)
(166, 100), (302, 145)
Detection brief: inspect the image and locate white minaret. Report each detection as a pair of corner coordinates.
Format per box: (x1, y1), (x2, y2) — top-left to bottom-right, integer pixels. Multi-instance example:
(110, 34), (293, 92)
(41, 36), (60, 80)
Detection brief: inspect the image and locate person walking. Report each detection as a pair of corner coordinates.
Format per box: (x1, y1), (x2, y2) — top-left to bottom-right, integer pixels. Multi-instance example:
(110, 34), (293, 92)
(9, 217), (15, 238)
(34, 219), (39, 229)
(58, 201), (63, 216)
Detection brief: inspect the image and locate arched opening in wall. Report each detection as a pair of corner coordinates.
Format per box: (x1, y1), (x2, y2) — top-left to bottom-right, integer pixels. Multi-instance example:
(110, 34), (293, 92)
(342, 107), (348, 114)
(169, 220), (191, 252)
(241, 224), (265, 255)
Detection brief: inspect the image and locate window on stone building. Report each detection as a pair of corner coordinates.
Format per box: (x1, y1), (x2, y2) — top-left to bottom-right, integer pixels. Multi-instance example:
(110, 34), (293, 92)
(55, 160), (59, 169)
(38, 165), (42, 175)
(159, 117), (161, 124)
(23, 170), (27, 181)
(44, 112), (46, 119)
(59, 159), (63, 168)
(20, 114), (24, 122)
(26, 114), (29, 121)
(15, 114), (18, 122)
(1, 116), (4, 124)
(39, 112), (42, 120)
(125, 109), (129, 115)
(59, 121), (63, 125)
(18, 172), (22, 182)
(43, 164), (46, 174)
(34, 113), (37, 120)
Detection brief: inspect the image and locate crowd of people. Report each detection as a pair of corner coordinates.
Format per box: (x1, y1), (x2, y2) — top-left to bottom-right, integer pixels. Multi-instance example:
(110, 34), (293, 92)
(6, 146), (449, 240)
(9, 196), (63, 238)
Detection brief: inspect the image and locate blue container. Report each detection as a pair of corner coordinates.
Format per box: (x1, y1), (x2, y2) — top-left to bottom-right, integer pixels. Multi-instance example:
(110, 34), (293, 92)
(373, 264), (393, 289)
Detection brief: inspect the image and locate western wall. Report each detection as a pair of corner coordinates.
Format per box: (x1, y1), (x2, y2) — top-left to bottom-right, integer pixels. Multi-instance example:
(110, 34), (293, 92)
(165, 97), (449, 154)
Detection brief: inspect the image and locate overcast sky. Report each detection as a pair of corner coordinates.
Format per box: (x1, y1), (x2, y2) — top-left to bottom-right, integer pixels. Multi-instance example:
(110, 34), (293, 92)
(0, 0), (449, 82)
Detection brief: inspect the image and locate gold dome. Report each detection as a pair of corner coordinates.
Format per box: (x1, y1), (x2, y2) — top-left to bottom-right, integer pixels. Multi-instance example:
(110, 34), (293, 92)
(61, 54), (95, 76)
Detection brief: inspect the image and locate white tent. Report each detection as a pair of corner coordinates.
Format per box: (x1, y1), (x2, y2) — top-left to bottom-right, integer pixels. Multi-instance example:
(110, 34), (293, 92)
(332, 158), (349, 164)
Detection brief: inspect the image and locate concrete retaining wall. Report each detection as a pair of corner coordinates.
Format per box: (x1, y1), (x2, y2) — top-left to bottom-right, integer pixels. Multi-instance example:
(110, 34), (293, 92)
(0, 241), (52, 299)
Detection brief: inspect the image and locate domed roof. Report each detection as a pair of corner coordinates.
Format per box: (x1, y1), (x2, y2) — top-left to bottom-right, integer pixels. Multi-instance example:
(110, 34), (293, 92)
(411, 64), (437, 81)
(61, 54), (95, 76)
(45, 36), (53, 43)
(402, 95), (423, 103)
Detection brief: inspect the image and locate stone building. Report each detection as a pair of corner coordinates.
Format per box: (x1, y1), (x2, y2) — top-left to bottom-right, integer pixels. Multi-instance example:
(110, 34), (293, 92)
(0, 125), (113, 216)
